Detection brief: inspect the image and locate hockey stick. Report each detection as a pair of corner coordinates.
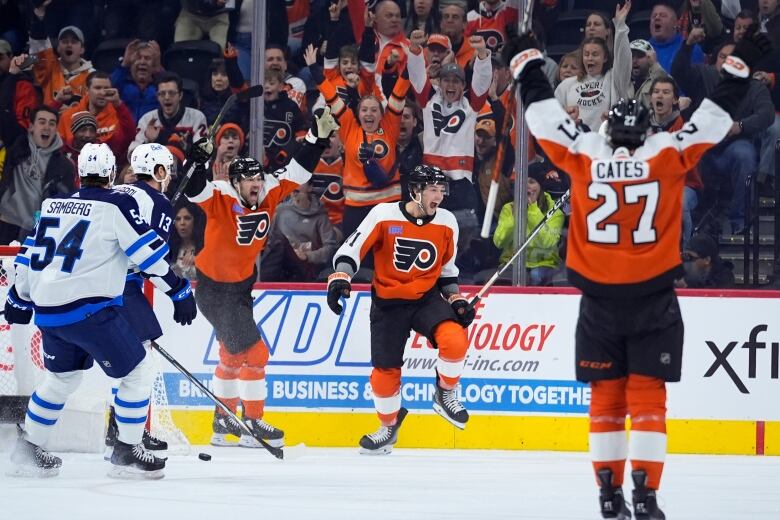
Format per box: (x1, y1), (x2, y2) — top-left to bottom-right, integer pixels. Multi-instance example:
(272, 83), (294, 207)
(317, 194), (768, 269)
(170, 84), (264, 206)
(469, 189), (569, 309)
(150, 340), (285, 460)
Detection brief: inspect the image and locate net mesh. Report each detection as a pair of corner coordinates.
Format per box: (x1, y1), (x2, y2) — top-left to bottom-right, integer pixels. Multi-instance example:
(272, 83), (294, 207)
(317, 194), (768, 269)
(0, 247), (190, 454)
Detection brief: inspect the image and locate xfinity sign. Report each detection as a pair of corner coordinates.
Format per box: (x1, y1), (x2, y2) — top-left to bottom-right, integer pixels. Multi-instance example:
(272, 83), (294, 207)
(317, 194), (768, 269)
(704, 324), (779, 394)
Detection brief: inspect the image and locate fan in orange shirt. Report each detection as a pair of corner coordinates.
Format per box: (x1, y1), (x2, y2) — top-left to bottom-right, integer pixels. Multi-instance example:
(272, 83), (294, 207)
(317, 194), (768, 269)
(307, 48), (410, 239)
(326, 165), (475, 455)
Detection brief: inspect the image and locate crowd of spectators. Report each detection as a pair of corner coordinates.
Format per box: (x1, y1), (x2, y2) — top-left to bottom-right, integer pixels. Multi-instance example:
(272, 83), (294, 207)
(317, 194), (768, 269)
(1, 0), (779, 289)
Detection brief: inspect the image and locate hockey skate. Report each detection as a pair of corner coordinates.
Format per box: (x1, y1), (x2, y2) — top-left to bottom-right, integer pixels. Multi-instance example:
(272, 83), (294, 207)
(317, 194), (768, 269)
(210, 408), (243, 446)
(432, 375), (469, 429)
(105, 406), (168, 460)
(359, 407), (408, 455)
(108, 440), (165, 480)
(597, 469), (632, 519)
(631, 470), (665, 520)
(8, 425), (61, 478)
(239, 418), (285, 448)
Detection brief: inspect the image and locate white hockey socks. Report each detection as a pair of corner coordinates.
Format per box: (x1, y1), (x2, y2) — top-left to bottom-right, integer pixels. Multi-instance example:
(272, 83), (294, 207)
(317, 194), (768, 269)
(114, 351), (156, 445)
(24, 370), (83, 447)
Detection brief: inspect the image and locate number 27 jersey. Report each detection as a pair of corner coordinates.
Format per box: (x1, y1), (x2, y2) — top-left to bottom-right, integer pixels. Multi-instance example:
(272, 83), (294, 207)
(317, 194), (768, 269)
(525, 98), (733, 297)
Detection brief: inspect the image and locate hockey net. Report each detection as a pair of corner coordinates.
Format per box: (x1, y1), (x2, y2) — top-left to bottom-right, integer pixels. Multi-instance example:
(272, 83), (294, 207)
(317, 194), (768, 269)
(0, 246), (189, 454)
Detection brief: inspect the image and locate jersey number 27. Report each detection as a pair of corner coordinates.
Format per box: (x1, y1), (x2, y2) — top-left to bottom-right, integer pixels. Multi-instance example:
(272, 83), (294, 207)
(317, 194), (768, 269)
(29, 217), (90, 273)
(586, 181), (659, 244)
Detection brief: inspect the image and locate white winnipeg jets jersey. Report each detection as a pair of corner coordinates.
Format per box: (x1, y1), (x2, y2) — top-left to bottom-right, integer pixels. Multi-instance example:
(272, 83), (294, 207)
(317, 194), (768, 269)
(14, 188), (173, 326)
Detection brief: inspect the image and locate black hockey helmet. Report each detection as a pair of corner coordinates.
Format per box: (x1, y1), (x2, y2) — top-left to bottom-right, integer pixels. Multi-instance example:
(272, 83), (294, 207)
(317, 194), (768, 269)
(409, 165), (449, 196)
(606, 98), (650, 149)
(228, 156), (264, 182)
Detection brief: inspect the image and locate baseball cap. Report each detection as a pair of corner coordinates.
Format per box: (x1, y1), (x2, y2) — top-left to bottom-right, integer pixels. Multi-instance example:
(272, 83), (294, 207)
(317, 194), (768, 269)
(58, 26), (85, 44)
(685, 233), (718, 260)
(70, 111), (97, 133)
(475, 118), (496, 137)
(630, 39), (653, 55)
(0, 40), (11, 56)
(439, 63), (465, 82)
(427, 34), (451, 50)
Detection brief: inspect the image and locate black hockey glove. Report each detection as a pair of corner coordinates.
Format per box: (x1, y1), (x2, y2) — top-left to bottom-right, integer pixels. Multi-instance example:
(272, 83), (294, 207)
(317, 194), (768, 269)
(166, 278), (197, 326)
(358, 142), (377, 163)
(448, 295), (475, 328)
(189, 138), (214, 165)
(326, 272), (352, 315)
(4, 286), (33, 325)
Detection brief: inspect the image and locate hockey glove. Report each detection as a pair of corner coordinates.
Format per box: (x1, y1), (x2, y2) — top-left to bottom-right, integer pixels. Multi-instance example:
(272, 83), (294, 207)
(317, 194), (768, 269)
(724, 28), (774, 79)
(189, 138), (214, 165)
(4, 286), (33, 325)
(309, 105), (340, 142)
(326, 272), (352, 315)
(504, 33), (545, 83)
(448, 295), (475, 328)
(166, 278), (197, 326)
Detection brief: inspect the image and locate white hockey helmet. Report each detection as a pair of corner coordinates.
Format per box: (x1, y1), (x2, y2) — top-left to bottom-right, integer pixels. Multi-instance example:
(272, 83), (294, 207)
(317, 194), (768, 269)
(130, 143), (175, 184)
(78, 143), (116, 184)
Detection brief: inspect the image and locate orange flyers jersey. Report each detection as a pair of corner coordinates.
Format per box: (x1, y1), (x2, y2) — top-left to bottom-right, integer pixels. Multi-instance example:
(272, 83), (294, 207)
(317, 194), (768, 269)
(313, 156), (345, 225)
(466, 0), (519, 53)
(286, 0), (309, 43)
(319, 75), (408, 207)
(334, 202), (459, 302)
(525, 97), (733, 297)
(189, 158), (311, 283)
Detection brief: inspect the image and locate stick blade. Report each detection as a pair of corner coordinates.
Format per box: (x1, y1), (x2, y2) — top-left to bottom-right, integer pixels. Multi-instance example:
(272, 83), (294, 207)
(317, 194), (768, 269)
(237, 84), (264, 102)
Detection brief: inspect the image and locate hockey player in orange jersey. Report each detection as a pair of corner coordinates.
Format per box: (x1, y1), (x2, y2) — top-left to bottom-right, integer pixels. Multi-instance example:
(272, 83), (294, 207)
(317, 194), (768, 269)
(326, 165), (476, 455)
(506, 27), (773, 520)
(183, 109), (339, 449)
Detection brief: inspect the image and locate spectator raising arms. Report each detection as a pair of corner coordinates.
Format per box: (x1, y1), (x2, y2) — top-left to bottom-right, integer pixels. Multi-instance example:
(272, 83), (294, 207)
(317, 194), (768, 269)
(309, 46), (410, 240)
(554, 1), (632, 132)
(0, 51), (40, 147)
(29, 1), (94, 109)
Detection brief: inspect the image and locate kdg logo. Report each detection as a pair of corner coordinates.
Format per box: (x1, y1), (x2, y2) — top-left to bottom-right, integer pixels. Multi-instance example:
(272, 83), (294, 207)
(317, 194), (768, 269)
(704, 324), (779, 394)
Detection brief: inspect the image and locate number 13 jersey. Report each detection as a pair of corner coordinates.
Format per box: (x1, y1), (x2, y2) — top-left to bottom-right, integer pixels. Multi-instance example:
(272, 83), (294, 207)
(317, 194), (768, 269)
(525, 98), (733, 297)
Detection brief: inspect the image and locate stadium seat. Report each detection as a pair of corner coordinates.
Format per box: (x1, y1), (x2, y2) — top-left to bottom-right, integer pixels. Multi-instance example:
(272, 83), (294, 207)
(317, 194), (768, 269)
(92, 38), (133, 74)
(546, 43), (578, 65)
(546, 10), (589, 47)
(163, 40), (222, 84)
(181, 78), (200, 109)
(628, 10), (652, 41)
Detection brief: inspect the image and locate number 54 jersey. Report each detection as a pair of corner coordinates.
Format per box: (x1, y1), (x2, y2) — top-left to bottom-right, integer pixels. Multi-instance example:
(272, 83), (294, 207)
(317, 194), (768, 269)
(14, 188), (174, 326)
(525, 98), (733, 298)
(333, 202), (460, 303)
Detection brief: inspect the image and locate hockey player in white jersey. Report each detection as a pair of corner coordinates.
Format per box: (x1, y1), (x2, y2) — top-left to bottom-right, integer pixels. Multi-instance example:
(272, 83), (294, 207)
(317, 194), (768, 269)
(5, 143), (197, 479)
(103, 143), (177, 458)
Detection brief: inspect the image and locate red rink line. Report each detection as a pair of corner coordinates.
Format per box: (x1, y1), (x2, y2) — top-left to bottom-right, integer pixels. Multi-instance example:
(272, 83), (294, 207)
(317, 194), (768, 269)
(756, 421), (766, 456)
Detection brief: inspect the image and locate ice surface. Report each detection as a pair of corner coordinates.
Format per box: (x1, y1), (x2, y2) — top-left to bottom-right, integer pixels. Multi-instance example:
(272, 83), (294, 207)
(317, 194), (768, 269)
(1, 447), (779, 519)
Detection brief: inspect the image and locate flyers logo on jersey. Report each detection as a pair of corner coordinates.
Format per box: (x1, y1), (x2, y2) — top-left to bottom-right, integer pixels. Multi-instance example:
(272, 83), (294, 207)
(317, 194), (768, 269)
(313, 173), (344, 202)
(474, 29), (504, 53)
(393, 237), (438, 272)
(264, 119), (293, 147)
(236, 212), (270, 245)
(432, 103), (467, 136)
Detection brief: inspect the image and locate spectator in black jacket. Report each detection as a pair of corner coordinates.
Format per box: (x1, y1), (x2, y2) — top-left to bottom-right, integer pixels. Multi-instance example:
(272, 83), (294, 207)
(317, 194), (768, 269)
(199, 57), (247, 131)
(263, 68), (305, 170)
(672, 36), (774, 234)
(0, 106), (76, 244)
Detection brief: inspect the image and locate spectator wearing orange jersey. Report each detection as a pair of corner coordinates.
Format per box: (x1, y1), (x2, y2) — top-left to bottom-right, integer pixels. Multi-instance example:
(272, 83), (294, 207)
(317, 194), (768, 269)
(28, 3), (94, 110)
(373, 0), (411, 98)
(0, 50), (41, 147)
(58, 72), (135, 163)
(312, 132), (346, 230)
(308, 48), (410, 240)
(466, 0), (519, 54)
